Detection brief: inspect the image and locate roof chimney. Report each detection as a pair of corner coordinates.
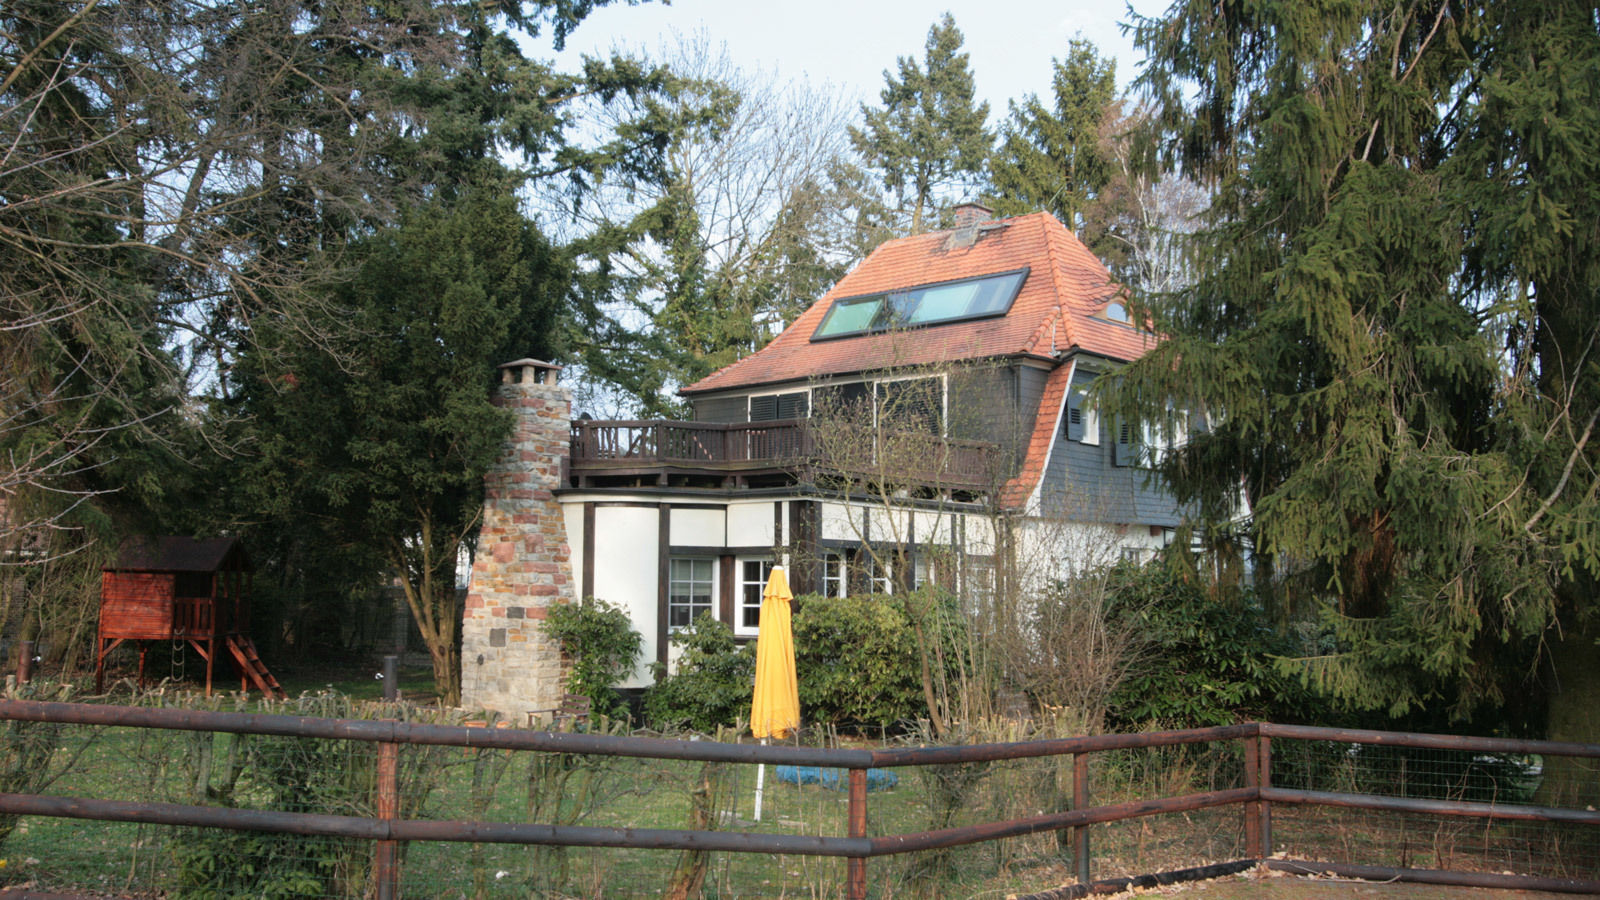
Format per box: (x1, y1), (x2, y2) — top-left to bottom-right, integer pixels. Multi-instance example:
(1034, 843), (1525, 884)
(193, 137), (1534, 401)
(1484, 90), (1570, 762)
(951, 202), (993, 228)
(943, 203), (1006, 251)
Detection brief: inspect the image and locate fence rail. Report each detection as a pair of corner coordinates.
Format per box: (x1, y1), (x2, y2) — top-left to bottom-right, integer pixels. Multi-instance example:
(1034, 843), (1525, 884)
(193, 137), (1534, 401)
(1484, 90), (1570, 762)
(2, 699), (1597, 898)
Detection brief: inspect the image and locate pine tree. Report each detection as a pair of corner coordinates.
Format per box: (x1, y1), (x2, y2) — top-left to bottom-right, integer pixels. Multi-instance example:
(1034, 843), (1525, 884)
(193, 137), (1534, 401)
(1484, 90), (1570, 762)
(850, 13), (991, 234)
(988, 40), (1118, 241)
(1113, 0), (1600, 758)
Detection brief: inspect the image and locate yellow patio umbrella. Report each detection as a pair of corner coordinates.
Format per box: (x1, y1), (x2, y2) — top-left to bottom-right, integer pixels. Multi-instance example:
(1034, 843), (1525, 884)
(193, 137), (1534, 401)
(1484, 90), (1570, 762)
(750, 565), (799, 821)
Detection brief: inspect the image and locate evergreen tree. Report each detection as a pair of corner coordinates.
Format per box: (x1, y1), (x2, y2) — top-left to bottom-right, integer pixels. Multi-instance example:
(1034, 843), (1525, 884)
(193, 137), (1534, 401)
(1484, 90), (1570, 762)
(238, 186), (565, 706)
(988, 40), (1118, 244)
(210, 2), (694, 699)
(542, 40), (855, 413)
(1113, 0), (1599, 763)
(850, 13), (991, 234)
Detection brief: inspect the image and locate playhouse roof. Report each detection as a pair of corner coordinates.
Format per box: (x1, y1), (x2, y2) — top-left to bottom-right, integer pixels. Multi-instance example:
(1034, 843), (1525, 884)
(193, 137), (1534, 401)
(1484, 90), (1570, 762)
(109, 536), (251, 573)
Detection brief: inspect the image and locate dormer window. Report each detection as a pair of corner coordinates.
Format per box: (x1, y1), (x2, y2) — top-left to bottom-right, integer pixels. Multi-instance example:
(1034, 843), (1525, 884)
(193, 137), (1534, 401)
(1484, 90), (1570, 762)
(1103, 300), (1131, 324)
(811, 269), (1028, 341)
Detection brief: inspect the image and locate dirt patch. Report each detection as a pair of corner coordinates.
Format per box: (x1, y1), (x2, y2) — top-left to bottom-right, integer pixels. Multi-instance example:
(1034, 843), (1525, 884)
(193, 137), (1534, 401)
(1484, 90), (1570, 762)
(1086, 867), (1596, 900)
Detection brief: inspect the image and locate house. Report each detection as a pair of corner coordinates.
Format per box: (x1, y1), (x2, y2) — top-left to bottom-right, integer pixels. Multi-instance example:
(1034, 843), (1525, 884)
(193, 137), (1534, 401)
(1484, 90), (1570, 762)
(460, 205), (1188, 716)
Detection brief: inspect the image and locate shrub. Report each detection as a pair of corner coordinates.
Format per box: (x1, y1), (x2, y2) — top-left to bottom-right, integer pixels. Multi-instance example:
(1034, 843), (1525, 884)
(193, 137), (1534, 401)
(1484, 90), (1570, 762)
(793, 593), (928, 730)
(642, 616), (754, 732)
(169, 693), (455, 899)
(1104, 560), (1310, 729)
(542, 596), (644, 719)
(0, 682), (70, 848)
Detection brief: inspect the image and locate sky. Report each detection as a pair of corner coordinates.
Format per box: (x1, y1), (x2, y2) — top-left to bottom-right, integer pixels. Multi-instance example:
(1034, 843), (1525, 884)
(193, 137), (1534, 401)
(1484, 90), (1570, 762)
(547, 0), (1171, 113)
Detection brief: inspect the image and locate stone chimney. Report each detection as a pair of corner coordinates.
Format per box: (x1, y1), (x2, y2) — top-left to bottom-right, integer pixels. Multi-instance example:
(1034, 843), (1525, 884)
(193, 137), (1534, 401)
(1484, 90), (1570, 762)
(459, 359), (575, 715)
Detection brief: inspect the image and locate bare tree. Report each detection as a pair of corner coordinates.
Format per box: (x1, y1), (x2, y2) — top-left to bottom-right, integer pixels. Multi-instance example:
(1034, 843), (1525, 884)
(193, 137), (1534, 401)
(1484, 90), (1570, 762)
(1095, 107), (1209, 297)
(0, 0), (474, 548)
(799, 357), (1022, 737)
(530, 31), (859, 412)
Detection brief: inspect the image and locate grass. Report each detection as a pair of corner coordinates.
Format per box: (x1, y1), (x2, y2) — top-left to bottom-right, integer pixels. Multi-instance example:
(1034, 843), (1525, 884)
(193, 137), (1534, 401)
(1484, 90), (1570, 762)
(272, 660), (438, 703)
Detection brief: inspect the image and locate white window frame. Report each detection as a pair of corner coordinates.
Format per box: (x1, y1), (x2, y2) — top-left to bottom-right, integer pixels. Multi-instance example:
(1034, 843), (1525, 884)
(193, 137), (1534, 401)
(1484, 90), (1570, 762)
(747, 388), (811, 423)
(1141, 406), (1189, 465)
(963, 557), (996, 616)
(867, 553), (894, 595)
(1067, 387), (1100, 445)
(822, 551), (849, 598)
(734, 557), (775, 637)
(667, 557), (716, 631)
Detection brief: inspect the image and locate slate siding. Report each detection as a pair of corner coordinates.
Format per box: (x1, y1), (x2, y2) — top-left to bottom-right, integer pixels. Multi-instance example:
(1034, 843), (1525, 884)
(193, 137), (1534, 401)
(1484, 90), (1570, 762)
(1040, 370), (1184, 527)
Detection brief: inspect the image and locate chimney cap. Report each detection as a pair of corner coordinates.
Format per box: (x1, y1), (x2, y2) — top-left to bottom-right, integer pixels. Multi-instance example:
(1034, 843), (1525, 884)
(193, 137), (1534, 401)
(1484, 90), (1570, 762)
(499, 358), (562, 386)
(499, 358), (560, 371)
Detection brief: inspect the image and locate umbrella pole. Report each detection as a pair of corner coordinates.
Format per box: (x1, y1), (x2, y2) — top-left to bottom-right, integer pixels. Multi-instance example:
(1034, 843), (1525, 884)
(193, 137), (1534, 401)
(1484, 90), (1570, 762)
(754, 738), (767, 822)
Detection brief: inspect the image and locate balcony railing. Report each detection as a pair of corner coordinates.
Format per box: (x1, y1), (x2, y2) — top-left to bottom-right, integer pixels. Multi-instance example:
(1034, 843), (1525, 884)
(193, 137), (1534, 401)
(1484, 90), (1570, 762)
(568, 419), (999, 491)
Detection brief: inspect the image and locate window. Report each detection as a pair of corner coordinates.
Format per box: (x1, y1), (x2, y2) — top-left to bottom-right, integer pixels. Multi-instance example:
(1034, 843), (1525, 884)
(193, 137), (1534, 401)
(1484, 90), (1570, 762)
(822, 552), (848, 598)
(749, 391), (809, 422)
(1114, 407), (1188, 467)
(815, 377), (946, 435)
(811, 269), (1028, 340)
(1063, 388), (1099, 445)
(737, 558), (775, 635)
(963, 559), (995, 616)
(1143, 407), (1189, 465)
(1103, 300), (1131, 323)
(174, 571), (212, 598)
(813, 380), (872, 417)
(867, 555), (893, 595)
(668, 558), (714, 629)
(876, 377), (944, 434)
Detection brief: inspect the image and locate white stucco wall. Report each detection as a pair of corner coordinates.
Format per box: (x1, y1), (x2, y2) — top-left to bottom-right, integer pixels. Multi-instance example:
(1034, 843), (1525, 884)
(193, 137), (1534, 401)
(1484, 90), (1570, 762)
(590, 506), (660, 688)
(726, 501), (776, 547)
(670, 507), (725, 545)
(563, 501), (586, 599)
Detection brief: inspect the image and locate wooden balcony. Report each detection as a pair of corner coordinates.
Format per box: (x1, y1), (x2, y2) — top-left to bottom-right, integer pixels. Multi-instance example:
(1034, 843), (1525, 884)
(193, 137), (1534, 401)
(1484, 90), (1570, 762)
(568, 419), (1000, 493)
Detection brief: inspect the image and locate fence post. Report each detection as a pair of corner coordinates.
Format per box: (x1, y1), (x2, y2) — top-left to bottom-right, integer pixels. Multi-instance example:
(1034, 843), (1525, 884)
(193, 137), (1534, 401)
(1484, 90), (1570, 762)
(847, 767), (867, 900)
(1243, 732), (1261, 857)
(382, 655), (398, 702)
(1073, 752), (1090, 885)
(374, 732), (400, 900)
(16, 640), (34, 685)
(1258, 734), (1272, 856)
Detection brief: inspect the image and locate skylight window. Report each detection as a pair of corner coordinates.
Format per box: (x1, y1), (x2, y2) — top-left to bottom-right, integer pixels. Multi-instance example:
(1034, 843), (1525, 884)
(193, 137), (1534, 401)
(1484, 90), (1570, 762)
(811, 269), (1028, 341)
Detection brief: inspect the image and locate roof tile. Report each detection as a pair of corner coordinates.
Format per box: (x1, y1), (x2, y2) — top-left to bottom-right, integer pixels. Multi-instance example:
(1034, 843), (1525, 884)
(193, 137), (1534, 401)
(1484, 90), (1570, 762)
(682, 212), (1146, 395)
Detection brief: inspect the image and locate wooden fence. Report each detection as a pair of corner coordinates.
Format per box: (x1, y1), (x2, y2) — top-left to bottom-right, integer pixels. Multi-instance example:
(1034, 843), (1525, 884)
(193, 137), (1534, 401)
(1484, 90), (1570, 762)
(1, 700), (1597, 898)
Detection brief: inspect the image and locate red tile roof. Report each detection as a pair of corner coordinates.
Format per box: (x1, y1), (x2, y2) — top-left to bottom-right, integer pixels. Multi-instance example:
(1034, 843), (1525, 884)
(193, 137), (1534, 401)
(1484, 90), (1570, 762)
(681, 212), (1157, 395)
(1000, 358), (1076, 510)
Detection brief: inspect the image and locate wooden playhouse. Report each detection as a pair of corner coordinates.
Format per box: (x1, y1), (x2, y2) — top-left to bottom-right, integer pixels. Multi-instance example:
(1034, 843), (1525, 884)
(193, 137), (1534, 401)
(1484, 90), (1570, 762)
(97, 536), (284, 698)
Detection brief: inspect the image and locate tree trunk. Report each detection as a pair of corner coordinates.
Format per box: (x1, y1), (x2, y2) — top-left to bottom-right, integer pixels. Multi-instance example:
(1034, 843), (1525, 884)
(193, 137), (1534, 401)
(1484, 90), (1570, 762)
(1537, 616), (1600, 807)
(429, 635), (461, 708)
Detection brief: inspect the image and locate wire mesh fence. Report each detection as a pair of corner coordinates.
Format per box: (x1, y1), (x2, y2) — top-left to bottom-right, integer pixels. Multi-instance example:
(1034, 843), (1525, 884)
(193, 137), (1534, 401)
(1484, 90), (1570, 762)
(2, 689), (1597, 899)
(1266, 734), (1600, 883)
